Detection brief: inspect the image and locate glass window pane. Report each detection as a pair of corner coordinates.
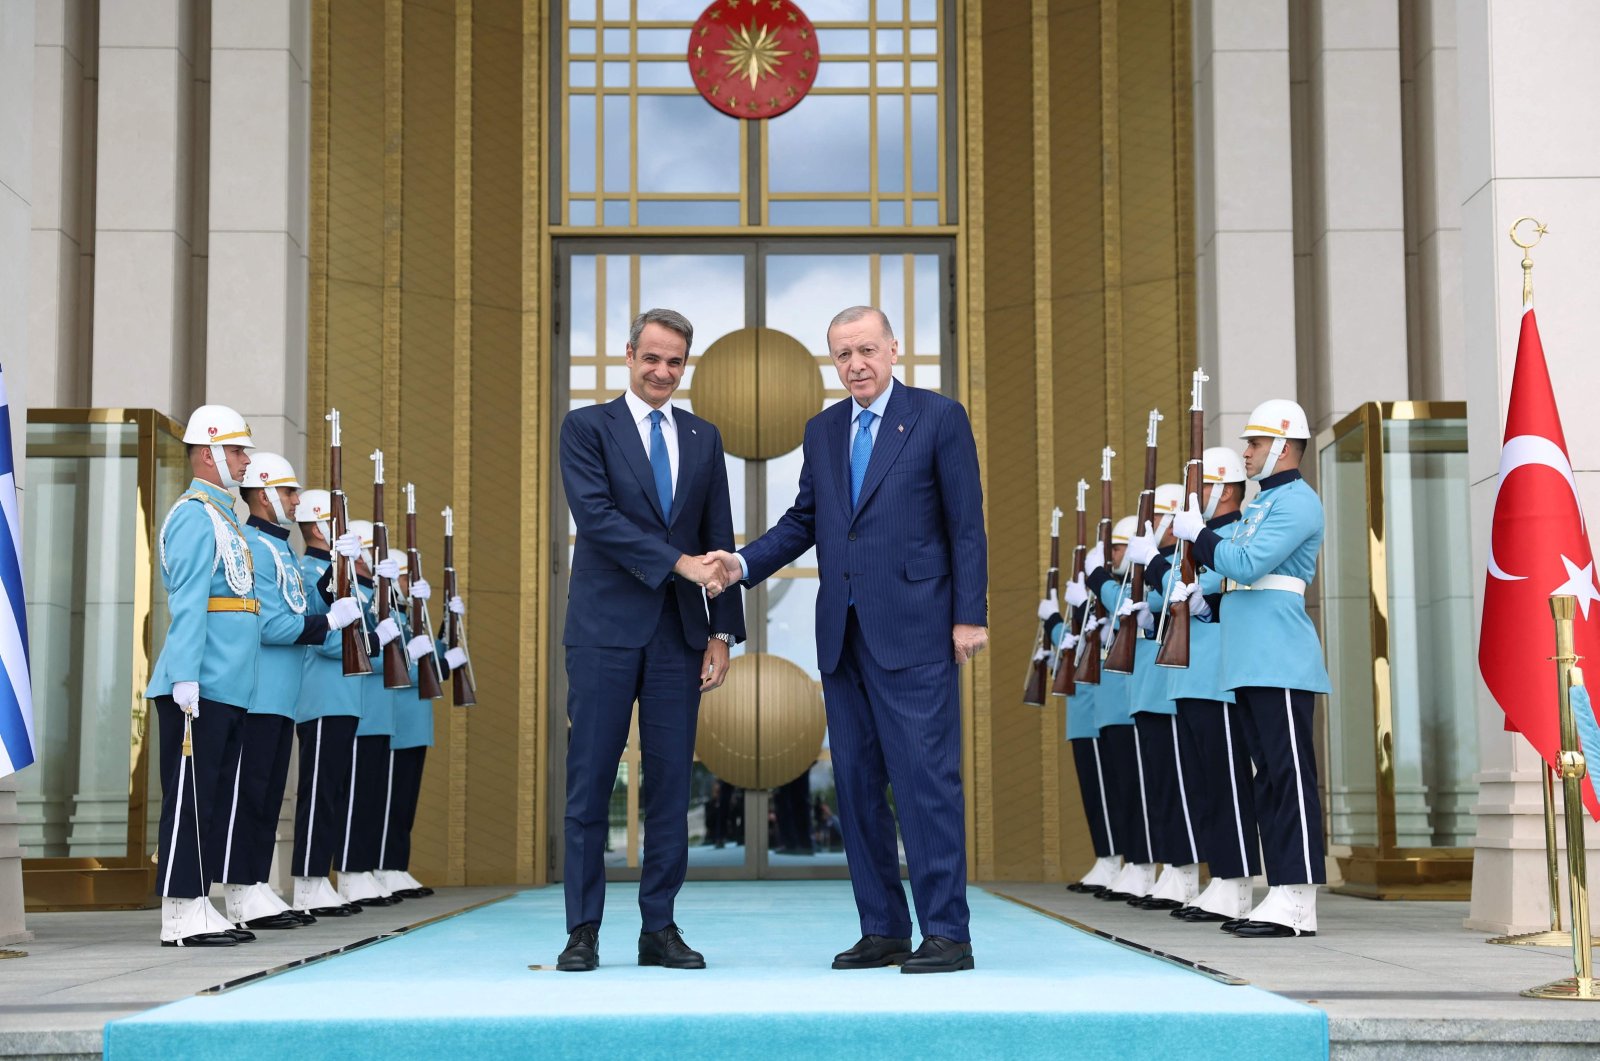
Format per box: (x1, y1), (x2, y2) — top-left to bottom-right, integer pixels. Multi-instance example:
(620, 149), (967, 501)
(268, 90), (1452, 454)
(877, 199), (904, 226)
(604, 199), (631, 226)
(569, 0), (596, 20)
(876, 0), (905, 19)
(569, 62), (596, 88)
(569, 256), (597, 354)
(768, 200), (872, 226)
(769, 95), (870, 192)
(909, 28), (937, 53)
(637, 27), (689, 53)
(568, 96), (596, 193)
(910, 61), (937, 87)
(637, 0), (695, 18)
(568, 199), (596, 226)
(602, 0), (628, 19)
(569, 365), (597, 390)
(877, 61), (903, 88)
(603, 95), (630, 193)
(603, 28), (629, 53)
(817, 29), (870, 55)
(914, 254), (940, 353)
(765, 254), (872, 359)
(876, 29), (904, 54)
(910, 93), (937, 191)
(569, 28), (596, 54)
(637, 201), (742, 226)
(915, 363), (941, 389)
(877, 95), (904, 193)
(880, 253), (906, 332)
(636, 96), (740, 193)
(909, 0), (936, 19)
(804, 0), (872, 18)
(602, 61), (630, 86)
(815, 62), (870, 89)
(911, 199), (938, 225)
(636, 60), (695, 88)
(605, 364), (630, 390)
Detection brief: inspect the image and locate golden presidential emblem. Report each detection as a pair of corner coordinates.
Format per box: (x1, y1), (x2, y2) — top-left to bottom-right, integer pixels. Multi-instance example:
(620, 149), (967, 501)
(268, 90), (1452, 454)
(688, 0), (820, 120)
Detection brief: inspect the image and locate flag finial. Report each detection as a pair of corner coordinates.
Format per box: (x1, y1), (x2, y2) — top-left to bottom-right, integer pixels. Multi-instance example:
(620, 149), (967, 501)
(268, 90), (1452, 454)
(1511, 216), (1548, 308)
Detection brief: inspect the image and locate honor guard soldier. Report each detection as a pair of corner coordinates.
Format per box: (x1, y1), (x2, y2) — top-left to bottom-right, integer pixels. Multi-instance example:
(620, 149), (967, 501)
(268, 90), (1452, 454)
(332, 520), (404, 907)
(145, 404), (259, 947)
(377, 554), (438, 898)
(1121, 484), (1206, 912)
(1173, 400), (1330, 938)
(218, 454), (357, 930)
(289, 490), (372, 916)
(1081, 517), (1157, 902)
(1162, 446), (1263, 924)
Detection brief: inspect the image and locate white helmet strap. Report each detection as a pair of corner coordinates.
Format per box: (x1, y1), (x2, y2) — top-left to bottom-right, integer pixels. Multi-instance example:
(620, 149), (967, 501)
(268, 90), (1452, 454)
(210, 444), (241, 490)
(1250, 437), (1287, 482)
(1203, 482), (1221, 520)
(266, 487), (290, 526)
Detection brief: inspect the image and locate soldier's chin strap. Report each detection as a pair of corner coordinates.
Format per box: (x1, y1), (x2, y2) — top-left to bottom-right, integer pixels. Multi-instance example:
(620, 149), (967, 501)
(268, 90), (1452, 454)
(211, 445), (242, 490)
(1203, 482), (1228, 520)
(267, 488), (291, 526)
(1249, 437), (1287, 482)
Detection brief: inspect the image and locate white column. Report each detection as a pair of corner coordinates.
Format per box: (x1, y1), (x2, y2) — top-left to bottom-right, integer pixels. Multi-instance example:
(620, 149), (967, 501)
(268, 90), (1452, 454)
(206, 0), (309, 468)
(88, 0), (200, 416)
(0, 0), (38, 948)
(1462, 0), (1600, 935)
(1192, 0), (1298, 445)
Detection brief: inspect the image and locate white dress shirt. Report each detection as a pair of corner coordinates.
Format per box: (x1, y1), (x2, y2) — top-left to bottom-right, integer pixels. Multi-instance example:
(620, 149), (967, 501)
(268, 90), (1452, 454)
(850, 377), (895, 452)
(623, 387), (679, 491)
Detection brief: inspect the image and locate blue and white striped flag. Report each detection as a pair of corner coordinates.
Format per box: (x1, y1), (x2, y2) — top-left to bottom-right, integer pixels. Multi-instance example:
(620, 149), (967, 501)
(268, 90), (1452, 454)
(0, 364), (35, 778)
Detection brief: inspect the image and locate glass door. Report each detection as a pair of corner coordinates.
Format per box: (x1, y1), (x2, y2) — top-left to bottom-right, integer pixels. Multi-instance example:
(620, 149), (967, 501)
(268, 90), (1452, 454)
(550, 238), (952, 882)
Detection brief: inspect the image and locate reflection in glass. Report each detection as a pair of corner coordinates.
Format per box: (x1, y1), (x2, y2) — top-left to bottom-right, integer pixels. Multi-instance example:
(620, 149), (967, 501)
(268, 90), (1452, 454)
(878, 95), (905, 193)
(878, 62), (904, 89)
(568, 96), (596, 193)
(768, 201), (872, 227)
(910, 94), (938, 192)
(769, 97), (871, 192)
(637, 96), (740, 193)
(636, 28), (688, 53)
(635, 61), (695, 89)
(637, 201), (742, 227)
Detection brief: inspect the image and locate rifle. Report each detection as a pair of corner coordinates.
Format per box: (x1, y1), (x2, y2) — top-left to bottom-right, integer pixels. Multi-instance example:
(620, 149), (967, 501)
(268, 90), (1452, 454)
(442, 505), (477, 706)
(370, 450), (412, 690)
(1023, 507), (1063, 706)
(1105, 408), (1163, 674)
(1052, 478), (1091, 697)
(406, 483), (445, 700)
(1073, 446), (1115, 686)
(1157, 369), (1209, 669)
(326, 409), (372, 677)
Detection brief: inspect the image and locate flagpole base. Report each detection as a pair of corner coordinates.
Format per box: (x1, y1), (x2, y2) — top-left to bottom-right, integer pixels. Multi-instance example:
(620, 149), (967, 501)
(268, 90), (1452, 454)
(1522, 976), (1600, 1000)
(1487, 929), (1597, 949)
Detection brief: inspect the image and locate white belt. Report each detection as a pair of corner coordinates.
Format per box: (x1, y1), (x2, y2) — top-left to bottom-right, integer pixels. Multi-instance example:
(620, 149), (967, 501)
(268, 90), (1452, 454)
(1225, 574), (1306, 595)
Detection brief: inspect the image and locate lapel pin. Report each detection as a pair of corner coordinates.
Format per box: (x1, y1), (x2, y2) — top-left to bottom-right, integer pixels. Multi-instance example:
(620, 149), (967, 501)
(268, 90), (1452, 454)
(898, 424), (904, 432)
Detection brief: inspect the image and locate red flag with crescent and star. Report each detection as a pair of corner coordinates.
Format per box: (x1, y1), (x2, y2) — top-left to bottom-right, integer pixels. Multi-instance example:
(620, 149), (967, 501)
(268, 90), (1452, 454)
(1480, 301), (1600, 819)
(689, 0), (820, 120)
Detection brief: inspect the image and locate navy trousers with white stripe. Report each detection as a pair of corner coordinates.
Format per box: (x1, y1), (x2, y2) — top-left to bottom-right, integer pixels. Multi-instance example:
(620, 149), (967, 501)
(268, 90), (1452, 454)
(213, 712), (295, 885)
(1176, 698), (1261, 880)
(1133, 711), (1203, 867)
(155, 697), (245, 898)
(1234, 687), (1325, 885)
(291, 714), (359, 879)
(343, 734), (392, 874)
(1070, 737), (1115, 859)
(1094, 723), (1152, 864)
(382, 747), (427, 872)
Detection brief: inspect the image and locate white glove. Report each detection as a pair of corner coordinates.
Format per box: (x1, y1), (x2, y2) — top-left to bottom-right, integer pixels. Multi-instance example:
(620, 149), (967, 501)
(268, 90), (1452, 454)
(1166, 580), (1193, 605)
(1037, 593), (1059, 621)
(1062, 631), (1080, 651)
(407, 634), (434, 662)
(1134, 600), (1155, 633)
(448, 595), (465, 616)
(410, 578), (432, 601)
(326, 596), (363, 630)
(335, 531), (364, 559)
(1116, 597), (1136, 619)
(1125, 521), (1160, 567)
(1189, 586), (1213, 620)
(445, 646), (468, 669)
(375, 556), (400, 581)
(1084, 542), (1105, 576)
(172, 680), (200, 717)
(1172, 493), (1206, 543)
(375, 617), (401, 646)
(1063, 576), (1089, 609)
(1032, 646), (1051, 663)
(1082, 613), (1101, 636)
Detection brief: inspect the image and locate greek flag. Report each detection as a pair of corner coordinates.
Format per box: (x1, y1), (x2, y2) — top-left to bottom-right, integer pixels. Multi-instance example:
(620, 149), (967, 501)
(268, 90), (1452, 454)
(0, 364), (35, 778)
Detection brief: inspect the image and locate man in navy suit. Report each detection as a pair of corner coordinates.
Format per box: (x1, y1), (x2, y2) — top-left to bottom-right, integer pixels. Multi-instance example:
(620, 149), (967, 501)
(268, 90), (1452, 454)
(556, 308), (744, 972)
(708, 306), (988, 973)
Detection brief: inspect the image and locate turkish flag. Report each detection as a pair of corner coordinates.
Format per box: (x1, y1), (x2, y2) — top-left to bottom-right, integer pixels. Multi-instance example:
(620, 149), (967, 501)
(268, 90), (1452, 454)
(1480, 306), (1600, 819)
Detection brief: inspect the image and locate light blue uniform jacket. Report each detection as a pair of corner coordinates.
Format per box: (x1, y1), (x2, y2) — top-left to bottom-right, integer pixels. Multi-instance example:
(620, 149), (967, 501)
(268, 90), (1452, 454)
(295, 550), (368, 722)
(1087, 572), (1133, 729)
(1164, 512), (1240, 705)
(1049, 614), (1101, 740)
(145, 478), (260, 710)
(1194, 472), (1331, 695)
(357, 590), (407, 738)
(391, 607), (439, 750)
(244, 516), (328, 717)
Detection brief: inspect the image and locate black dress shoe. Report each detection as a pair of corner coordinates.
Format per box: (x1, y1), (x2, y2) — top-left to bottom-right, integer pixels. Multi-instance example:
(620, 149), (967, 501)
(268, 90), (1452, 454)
(558, 923), (599, 972)
(1170, 905), (1198, 919)
(639, 924), (705, 969)
(161, 932), (239, 948)
(1182, 908), (1232, 923)
(243, 911), (303, 930)
(1065, 882), (1105, 895)
(832, 934), (914, 969)
(1220, 918), (1248, 933)
(1131, 897), (1183, 911)
(290, 909), (318, 925)
(901, 936), (974, 974)
(414, 887), (435, 897)
(223, 928), (256, 943)
(307, 905), (354, 917)
(355, 895), (401, 907)
(393, 888), (429, 899)
(342, 903), (365, 914)
(1231, 920), (1314, 938)
(1096, 890), (1135, 901)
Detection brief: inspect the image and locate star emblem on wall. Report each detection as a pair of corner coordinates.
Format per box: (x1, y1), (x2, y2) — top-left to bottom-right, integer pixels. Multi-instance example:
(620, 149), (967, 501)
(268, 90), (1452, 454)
(689, 0), (819, 120)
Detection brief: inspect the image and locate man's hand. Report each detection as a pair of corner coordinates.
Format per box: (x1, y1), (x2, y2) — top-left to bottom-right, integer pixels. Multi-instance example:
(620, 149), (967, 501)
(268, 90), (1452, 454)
(1125, 521), (1159, 567)
(326, 596), (362, 630)
(953, 624), (988, 665)
(700, 637), (731, 692)
(698, 551), (744, 599)
(1172, 493), (1206, 543)
(172, 680), (200, 718)
(406, 634), (434, 662)
(1084, 541), (1105, 576)
(448, 595), (465, 616)
(375, 617), (401, 646)
(410, 578), (432, 601)
(375, 556), (400, 581)
(674, 553), (726, 596)
(1063, 575), (1089, 609)
(334, 531), (364, 559)
(1037, 592), (1059, 622)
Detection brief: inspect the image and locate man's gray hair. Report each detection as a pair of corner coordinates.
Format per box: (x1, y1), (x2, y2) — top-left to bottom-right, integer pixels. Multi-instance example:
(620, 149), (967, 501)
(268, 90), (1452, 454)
(827, 305), (894, 340)
(629, 308), (695, 355)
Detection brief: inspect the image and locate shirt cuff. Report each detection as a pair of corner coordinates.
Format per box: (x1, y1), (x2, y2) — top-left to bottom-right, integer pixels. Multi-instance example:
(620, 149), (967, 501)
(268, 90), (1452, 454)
(737, 552), (749, 581)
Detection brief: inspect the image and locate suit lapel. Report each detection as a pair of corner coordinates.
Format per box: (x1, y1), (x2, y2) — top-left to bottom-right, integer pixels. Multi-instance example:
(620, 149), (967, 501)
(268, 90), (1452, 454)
(669, 410), (703, 530)
(851, 383), (918, 521)
(604, 396), (667, 525)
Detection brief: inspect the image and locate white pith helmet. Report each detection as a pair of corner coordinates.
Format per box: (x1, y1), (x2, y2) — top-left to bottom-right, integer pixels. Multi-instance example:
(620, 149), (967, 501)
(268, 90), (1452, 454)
(1239, 399), (1310, 480)
(182, 404), (256, 489)
(244, 452), (300, 525)
(295, 488), (332, 542)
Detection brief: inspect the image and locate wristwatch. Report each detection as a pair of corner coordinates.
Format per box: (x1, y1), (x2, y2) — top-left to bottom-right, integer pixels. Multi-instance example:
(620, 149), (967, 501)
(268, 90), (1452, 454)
(711, 632), (735, 645)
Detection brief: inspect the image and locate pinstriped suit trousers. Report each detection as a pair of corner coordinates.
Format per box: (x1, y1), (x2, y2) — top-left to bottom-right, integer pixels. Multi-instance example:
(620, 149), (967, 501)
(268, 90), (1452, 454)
(823, 609), (970, 943)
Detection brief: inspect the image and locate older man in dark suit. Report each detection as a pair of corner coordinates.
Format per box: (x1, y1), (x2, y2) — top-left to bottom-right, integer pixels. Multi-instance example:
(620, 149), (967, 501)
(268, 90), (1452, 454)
(709, 305), (989, 973)
(556, 308), (744, 972)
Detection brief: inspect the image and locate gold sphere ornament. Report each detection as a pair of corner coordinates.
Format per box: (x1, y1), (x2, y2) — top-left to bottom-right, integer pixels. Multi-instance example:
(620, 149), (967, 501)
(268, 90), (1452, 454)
(688, 327), (823, 460)
(695, 652), (827, 789)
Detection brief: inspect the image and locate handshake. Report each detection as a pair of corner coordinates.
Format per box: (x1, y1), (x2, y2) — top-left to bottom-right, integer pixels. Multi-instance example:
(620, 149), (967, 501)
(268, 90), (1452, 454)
(673, 550), (743, 599)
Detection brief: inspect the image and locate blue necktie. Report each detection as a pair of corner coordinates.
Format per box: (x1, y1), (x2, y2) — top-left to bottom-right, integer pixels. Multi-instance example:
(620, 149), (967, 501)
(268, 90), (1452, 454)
(851, 409), (876, 508)
(648, 410), (673, 519)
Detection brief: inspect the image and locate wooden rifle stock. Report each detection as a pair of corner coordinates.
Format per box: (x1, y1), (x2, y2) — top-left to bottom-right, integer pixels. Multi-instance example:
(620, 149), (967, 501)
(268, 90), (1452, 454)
(406, 484), (444, 700)
(443, 508), (477, 706)
(1157, 374), (1207, 670)
(1052, 496), (1088, 697)
(1074, 450), (1115, 686)
(371, 453), (412, 690)
(1023, 509), (1062, 706)
(327, 411), (372, 677)
(1106, 410), (1162, 674)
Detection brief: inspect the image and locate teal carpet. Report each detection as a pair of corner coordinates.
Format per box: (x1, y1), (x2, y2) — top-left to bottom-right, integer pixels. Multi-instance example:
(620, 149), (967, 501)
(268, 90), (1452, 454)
(105, 881), (1326, 1060)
